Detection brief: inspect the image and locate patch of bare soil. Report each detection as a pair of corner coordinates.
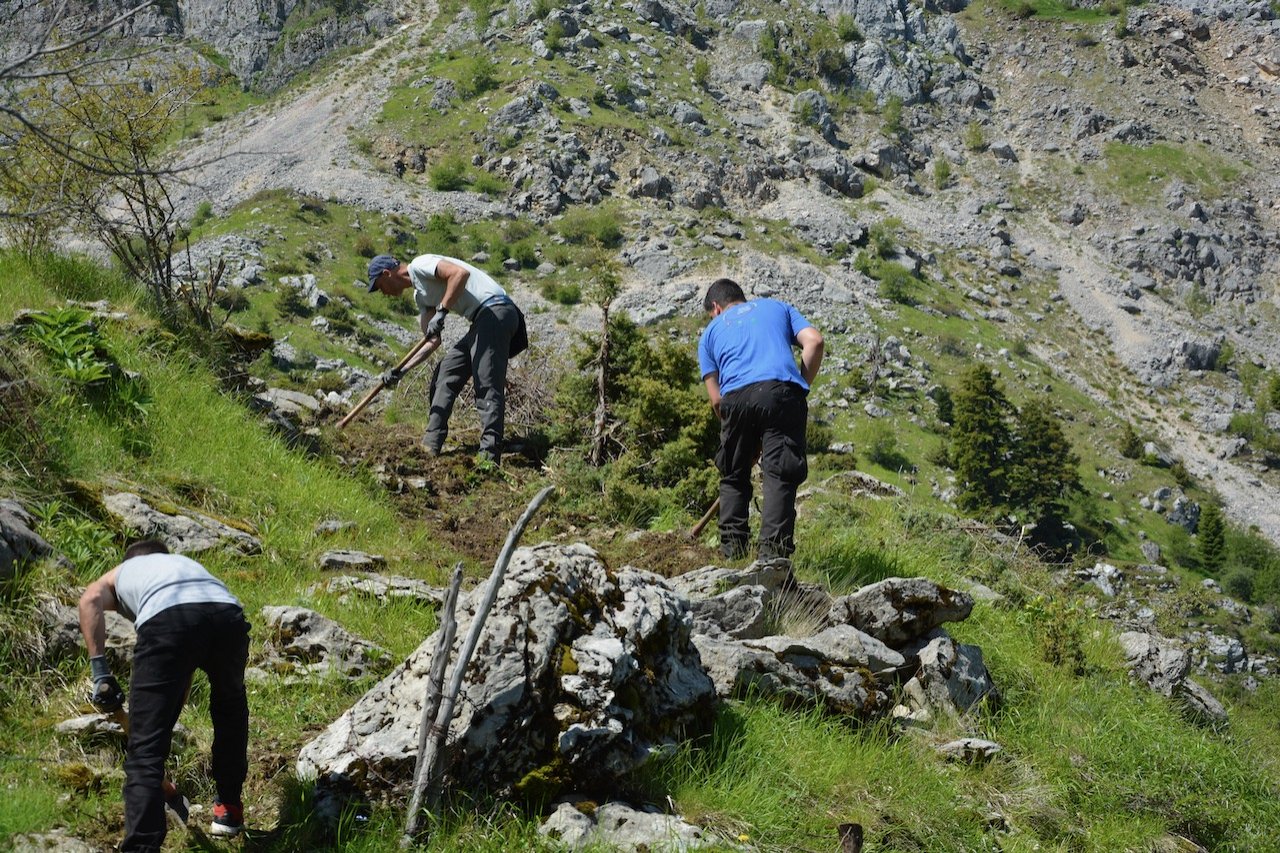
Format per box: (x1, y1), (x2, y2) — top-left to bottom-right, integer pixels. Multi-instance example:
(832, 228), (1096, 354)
(329, 421), (552, 564)
(595, 530), (722, 579)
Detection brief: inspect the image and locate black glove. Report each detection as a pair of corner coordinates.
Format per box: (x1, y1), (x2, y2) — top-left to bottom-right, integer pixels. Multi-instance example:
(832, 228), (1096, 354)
(424, 308), (447, 340)
(90, 674), (125, 713)
(380, 368), (403, 389)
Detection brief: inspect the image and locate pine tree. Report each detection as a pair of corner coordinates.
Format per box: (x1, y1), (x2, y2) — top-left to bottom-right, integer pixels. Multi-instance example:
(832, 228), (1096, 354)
(950, 365), (1012, 515)
(1198, 502), (1227, 575)
(1009, 398), (1082, 529)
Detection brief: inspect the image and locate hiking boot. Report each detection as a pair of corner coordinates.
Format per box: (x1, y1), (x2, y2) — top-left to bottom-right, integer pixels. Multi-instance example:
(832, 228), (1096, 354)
(163, 781), (189, 826)
(210, 800), (244, 837)
(476, 449), (500, 467)
(720, 538), (749, 560)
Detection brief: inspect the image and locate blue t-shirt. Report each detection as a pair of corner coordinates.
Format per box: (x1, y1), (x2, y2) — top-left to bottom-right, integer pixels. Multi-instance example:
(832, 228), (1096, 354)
(698, 299), (813, 396)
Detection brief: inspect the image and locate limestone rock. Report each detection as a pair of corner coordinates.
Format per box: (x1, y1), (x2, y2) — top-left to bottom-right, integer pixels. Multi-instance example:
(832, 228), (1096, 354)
(258, 606), (389, 679)
(827, 577), (974, 647)
(539, 799), (722, 850)
(102, 493), (261, 556)
(0, 497), (53, 580)
(318, 550), (386, 572)
(937, 737), (1002, 764)
(311, 574), (444, 606)
(900, 631), (999, 717)
(297, 544), (717, 802)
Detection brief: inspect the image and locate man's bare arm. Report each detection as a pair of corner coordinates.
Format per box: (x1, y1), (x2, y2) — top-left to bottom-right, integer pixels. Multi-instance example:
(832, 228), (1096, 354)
(79, 568), (120, 659)
(704, 373), (723, 419)
(797, 327), (825, 385)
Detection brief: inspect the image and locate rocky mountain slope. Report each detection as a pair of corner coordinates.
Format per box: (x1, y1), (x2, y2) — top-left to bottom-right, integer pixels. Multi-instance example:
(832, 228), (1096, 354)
(71, 0), (1270, 544)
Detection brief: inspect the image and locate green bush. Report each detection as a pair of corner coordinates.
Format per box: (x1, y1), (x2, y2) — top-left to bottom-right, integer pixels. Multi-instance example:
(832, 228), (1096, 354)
(881, 96), (905, 139)
(471, 172), (507, 197)
(963, 120), (987, 152)
(545, 20), (566, 51)
(353, 234), (377, 258)
(539, 280), (581, 305)
(693, 56), (711, 88)
(191, 200), (214, 227)
(877, 263), (915, 304)
(1223, 568), (1254, 602)
(429, 155), (469, 191)
(932, 158), (951, 190)
(456, 54), (497, 98)
(556, 208), (623, 247)
(1119, 422), (1144, 458)
(835, 13), (862, 42)
(865, 421), (906, 470)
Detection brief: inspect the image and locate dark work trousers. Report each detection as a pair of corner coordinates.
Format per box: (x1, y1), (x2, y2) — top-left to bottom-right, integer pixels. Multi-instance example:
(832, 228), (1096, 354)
(122, 603), (250, 853)
(716, 380), (809, 558)
(425, 299), (519, 457)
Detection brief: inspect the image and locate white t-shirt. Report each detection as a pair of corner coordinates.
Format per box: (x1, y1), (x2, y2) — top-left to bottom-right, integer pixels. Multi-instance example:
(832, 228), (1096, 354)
(114, 553), (241, 627)
(408, 255), (507, 321)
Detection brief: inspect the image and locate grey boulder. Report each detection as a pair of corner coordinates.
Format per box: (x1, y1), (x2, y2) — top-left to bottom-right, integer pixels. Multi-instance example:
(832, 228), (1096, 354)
(827, 576), (974, 647)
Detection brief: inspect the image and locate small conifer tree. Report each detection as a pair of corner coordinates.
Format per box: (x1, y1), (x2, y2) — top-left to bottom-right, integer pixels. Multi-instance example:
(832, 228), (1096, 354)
(1198, 502), (1227, 575)
(1008, 398), (1081, 529)
(951, 365), (1012, 515)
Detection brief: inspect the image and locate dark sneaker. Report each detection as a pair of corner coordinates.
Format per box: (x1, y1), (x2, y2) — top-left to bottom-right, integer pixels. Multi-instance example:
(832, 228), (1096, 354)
(163, 781), (189, 826)
(210, 800), (244, 837)
(720, 539), (749, 560)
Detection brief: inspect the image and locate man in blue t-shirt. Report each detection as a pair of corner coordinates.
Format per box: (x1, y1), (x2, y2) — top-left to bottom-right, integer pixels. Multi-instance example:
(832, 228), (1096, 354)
(698, 278), (825, 559)
(79, 540), (251, 848)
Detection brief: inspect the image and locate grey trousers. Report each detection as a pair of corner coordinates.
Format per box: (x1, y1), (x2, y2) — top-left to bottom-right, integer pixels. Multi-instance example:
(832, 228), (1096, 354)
(425, 300), (519, 456)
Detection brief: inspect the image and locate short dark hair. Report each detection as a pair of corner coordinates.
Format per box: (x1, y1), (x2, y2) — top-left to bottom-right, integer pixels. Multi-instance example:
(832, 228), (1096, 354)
(124, 539), (170, 560)
(704, 278), (746, 313)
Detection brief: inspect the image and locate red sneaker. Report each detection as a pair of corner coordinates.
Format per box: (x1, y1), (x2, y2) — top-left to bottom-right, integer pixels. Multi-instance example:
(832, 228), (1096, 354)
(210, 799), (244, 837)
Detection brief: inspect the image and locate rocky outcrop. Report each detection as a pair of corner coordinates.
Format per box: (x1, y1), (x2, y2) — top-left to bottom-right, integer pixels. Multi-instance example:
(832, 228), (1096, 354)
(0, 498), (53, 580)
(1119, 630), (1228, 727)
(101, 492), (261, 556)
(297, 544), (717, 802)
(255, 606), (389, 679)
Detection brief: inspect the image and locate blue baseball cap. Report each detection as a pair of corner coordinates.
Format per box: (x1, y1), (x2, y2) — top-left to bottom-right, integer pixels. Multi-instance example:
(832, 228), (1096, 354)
(367, 254), (400, 291)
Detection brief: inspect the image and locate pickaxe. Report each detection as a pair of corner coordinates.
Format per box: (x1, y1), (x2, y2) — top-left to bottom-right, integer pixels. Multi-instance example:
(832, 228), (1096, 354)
(337, 336), (441, 430)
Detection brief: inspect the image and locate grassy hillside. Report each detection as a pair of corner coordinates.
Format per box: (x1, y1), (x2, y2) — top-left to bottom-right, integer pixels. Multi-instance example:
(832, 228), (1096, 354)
(3, 249), (1280, 851)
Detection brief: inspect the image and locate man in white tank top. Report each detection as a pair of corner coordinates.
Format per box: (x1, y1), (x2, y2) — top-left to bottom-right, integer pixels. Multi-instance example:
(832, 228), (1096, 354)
(79, 540), (250, 849)
(367, 252), (528, 464)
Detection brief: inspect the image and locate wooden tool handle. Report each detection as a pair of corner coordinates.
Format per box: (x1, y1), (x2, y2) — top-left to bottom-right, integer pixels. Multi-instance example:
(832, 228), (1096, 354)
(336, 336), (437, 430)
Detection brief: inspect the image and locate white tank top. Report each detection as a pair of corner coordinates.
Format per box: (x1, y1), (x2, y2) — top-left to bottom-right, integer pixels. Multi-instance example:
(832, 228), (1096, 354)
(114, 553), (241, 627)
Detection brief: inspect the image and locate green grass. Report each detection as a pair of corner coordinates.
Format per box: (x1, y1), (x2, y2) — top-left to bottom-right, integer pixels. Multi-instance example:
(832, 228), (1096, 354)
(1095, 142), (1245, 204)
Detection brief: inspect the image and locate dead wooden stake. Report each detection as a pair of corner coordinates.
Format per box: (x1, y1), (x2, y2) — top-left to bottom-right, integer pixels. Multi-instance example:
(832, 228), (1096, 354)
(402, 562), (464, 844)
(400, 485), (556, 847)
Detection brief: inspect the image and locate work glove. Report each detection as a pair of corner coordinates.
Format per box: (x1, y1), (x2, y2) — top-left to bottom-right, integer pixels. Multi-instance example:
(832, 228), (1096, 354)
(88, 655), (125, 712)
(380, 368), (403, 389)
(424, 308), (447, 340)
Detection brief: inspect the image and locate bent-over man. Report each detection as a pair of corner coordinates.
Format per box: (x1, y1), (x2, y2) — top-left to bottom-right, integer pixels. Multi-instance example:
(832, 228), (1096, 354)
(80, 540), (250, 850)
(698, 278), (824, 559)
(367, 253), (526, 465)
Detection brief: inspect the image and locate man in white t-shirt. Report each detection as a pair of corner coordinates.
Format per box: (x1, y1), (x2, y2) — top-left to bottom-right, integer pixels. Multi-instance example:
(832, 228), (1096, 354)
(79, 540), (250, 849)
(367, 253), (527, 465)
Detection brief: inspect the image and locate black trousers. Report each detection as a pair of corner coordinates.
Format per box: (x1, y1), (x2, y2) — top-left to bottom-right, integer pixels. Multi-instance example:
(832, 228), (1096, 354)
(122, 603), (250, 853)
(425, 301), (519, 456)
(716, 380), (809, 558)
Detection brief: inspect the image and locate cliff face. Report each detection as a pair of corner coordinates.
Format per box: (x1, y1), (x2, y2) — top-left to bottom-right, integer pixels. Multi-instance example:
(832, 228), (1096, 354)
(5, 0), (398, 88)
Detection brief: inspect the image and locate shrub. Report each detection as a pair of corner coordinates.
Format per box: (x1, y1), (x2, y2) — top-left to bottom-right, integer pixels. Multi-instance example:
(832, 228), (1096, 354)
(556, 208), (623, 247)
(471, 171), (507, 197)
(428, 155), (469, 191)
(835, 13), (862, 42)
(932, 158), (951, 189)
(1198, 503), (1226, 574)
(865, 421), (906, 470)
(456, 54), (497, 98)
(539, 280), (582, 305)
(963, 120), (987, 152)
(1223, 568), (1254, 602)
(353, 234), (377, 258)
(1119, 422), (1144, 458)
(794, 97), (817, 127)
(877, 263), (915, 304)
(191, 200), (214, 227)
(693, 56), (711, 88)
(507, 240), (538, 269)
(532, 0), (551, 18)
(545, 20), (566, 51)
(881, 96), (905, 139)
